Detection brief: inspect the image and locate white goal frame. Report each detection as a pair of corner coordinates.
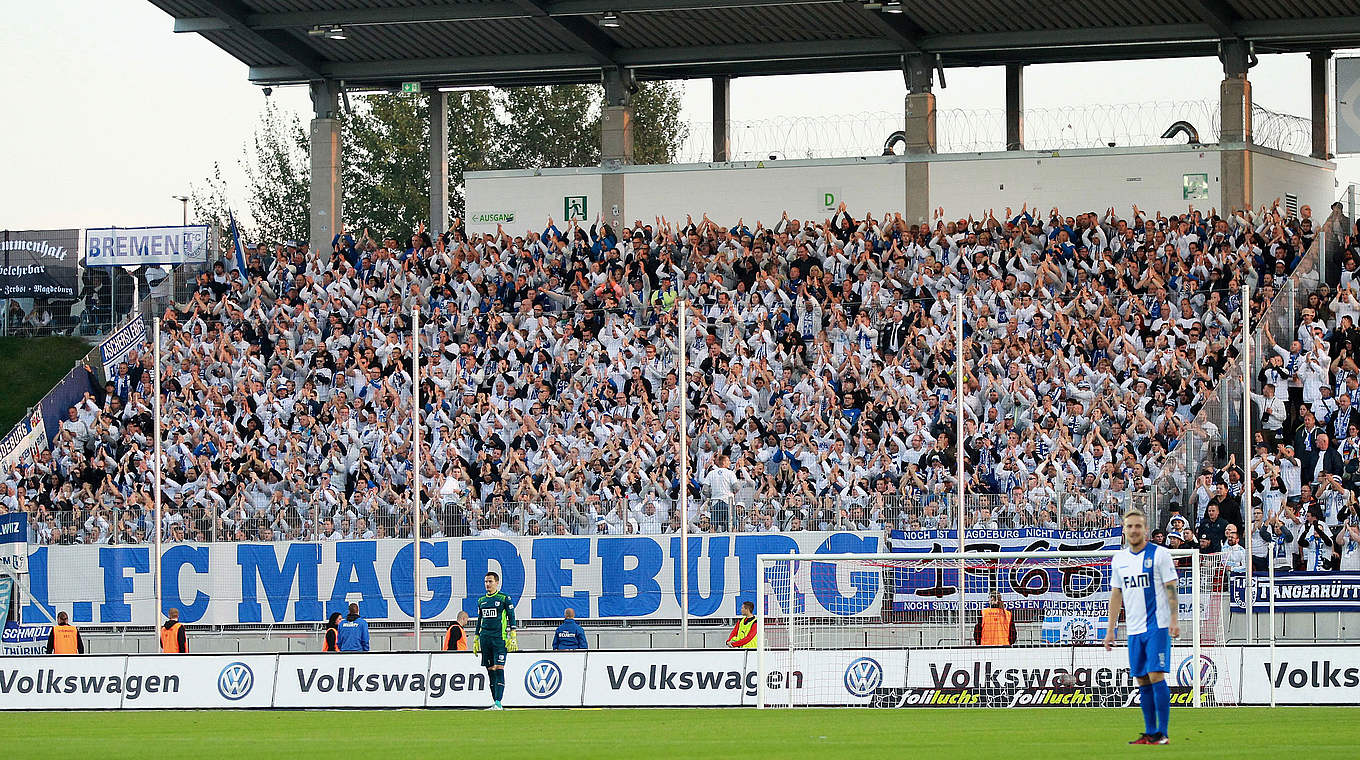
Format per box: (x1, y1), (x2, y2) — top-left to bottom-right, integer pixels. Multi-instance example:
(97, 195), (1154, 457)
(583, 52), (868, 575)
(756, 550), (1203, 709)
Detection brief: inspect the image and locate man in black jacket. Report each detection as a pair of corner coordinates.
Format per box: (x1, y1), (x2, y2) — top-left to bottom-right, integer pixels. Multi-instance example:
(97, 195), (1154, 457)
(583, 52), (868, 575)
(1196, 503), (1229, 553)
(1311, 432), (1345, 485)
(1295, 412), (1323, 481)
(1327, 392), (1360, 434)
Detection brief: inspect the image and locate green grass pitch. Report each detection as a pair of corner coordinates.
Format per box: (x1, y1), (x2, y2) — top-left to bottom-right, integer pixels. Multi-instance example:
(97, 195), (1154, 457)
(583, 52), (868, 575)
(13, 707), (1359, 758)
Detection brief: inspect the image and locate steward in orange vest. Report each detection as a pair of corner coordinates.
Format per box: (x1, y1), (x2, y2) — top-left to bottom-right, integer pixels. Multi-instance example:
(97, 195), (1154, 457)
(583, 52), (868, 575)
(973, 592), (1016, 645)
(444, 611), (470, 651)
(324, 612), (342, 651)
(160, 608), (188, 653)
(46, 612), (84, 654)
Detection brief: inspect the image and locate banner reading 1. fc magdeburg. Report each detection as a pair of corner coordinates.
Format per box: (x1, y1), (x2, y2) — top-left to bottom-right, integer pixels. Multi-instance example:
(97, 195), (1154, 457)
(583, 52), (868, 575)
(19, 531), (885, 626)
(887, 528), (1123, 613)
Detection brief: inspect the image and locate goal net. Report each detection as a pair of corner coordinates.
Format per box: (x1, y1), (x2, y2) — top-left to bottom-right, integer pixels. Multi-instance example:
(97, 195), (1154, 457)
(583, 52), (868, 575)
(756, 550), (1234, 708)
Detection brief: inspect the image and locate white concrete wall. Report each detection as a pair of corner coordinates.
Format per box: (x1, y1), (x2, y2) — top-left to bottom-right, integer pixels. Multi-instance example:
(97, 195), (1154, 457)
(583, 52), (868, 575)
(623, 161), (906, 225)
(465, 147), (1337, 234)
(463, 170), (601, 236)
(929, 149), (1222, 220)
(1251, 149), (1338, 216)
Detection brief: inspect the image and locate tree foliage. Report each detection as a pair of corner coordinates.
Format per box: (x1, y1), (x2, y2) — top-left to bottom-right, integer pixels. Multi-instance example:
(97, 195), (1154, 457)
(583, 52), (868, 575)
(342, 94), (431, 240)
(194, 81), (689, 244)
(190, 101), (309, 250)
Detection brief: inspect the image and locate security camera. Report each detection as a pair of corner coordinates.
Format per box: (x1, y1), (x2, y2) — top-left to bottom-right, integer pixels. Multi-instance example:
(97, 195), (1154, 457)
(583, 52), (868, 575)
(263, 87), (273, 97)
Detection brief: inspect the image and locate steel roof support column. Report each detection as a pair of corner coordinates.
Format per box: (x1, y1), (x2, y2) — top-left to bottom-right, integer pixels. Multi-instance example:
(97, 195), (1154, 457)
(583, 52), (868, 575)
(429, 90), (450, 237)
(1310, 49), (1332, 160)
(1005, 63), (1025, 151)
(904, 55), (935, 227)
(310, 79), (344, 264)
(1220, 39), (1253, 214)
(602, 68), (634, 234)
(712, 75), (731, 163)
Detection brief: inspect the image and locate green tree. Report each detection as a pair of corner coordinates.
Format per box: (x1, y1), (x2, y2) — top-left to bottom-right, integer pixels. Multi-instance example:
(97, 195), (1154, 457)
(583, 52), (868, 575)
(189, 101), (309, 250)
(189, 161), (236, 254)
(447, 90), (505, 220)
(631, 81), (688, 165)
(343, 94), (432, 240)
(243, 102), (310, 245)
(499, 84), (600, 168)
(195, 81), (688, 245)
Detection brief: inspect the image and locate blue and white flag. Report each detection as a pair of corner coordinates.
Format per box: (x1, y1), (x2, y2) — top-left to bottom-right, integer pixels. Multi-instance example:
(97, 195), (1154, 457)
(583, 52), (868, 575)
(228, 212), (249, 284)
(1041, 613), (1108, 643)
(0, 513), (27, 575)
(2, 622), (51, 655)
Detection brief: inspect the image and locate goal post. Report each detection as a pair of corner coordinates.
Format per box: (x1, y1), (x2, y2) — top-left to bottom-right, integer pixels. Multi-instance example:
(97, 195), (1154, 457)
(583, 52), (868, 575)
(755, 550), (1233, 709)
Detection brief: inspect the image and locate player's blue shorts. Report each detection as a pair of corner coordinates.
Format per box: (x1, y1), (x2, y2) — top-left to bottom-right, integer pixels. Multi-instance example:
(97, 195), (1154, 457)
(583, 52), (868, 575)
(1128, 627), (1172, 678)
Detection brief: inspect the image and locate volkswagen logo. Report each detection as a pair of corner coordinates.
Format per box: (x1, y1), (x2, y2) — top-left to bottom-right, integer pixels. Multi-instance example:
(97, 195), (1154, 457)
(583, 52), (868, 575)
(844, 657), (883, 697)
(1175, 654), (1218, 689)
(218, 661), (254, 701)
(524, 659), (562, 699)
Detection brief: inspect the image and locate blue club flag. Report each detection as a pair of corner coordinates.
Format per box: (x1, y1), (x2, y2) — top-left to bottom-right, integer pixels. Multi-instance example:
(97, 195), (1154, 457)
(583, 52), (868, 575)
(228, 212), (249, 284)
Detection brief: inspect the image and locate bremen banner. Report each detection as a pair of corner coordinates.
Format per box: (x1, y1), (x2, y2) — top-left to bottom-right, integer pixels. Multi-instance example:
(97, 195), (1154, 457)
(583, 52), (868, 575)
(886, 528), (1123, 613)
(84, 226), (210, 267)
(20, 532), (884, 626)
(0, 229), (79, 298)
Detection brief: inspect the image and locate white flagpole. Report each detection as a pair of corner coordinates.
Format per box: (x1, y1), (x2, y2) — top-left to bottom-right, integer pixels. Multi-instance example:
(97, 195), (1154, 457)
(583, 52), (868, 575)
(1242, 284), (1253, 646)
(153, 317), (163, 632)
(955, 292), (966, 549)
(413, 303), (422, 650)
(954, 292), (967, 646)
(678, 299), (690, 649)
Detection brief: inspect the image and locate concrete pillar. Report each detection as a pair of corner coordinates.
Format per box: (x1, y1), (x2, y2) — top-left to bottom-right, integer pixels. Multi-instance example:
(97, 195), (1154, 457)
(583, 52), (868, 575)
(429, 90), (450, 237)
(1005, 64), (1024, 151)
(309, 80), (343, 262)
(1220, 40), (1253, 213)
(712, 75), (731, 163)
(904, 55), (935, 227)
(1311, 50), (1332, 160)
(601, 68), (635, 234)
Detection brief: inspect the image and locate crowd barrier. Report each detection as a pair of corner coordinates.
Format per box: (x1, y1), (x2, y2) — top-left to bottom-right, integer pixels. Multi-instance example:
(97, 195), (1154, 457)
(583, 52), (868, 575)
(0, 645), (1354, 709)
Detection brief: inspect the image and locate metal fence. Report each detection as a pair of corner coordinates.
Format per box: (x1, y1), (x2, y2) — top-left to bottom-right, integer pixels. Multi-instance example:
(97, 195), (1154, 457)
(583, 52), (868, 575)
(1156, 229), (1326, 529)
(20, 489), (1154, 547)
(677, 100), (1311, 162)
(2, 260), (213, 339)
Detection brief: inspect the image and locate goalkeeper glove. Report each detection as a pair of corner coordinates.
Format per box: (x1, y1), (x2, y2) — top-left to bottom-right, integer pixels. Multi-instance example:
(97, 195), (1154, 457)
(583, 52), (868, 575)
(472, 637), (480, 653)
(507, 630), (519, 652)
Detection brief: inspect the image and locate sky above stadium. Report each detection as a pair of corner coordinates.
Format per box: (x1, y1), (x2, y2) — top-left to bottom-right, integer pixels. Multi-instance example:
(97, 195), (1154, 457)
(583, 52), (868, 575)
(1, 0), (1357, 231)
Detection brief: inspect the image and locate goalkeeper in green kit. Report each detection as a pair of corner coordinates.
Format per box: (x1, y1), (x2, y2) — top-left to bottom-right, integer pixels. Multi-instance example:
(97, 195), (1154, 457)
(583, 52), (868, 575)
(474, 570), (518, 709)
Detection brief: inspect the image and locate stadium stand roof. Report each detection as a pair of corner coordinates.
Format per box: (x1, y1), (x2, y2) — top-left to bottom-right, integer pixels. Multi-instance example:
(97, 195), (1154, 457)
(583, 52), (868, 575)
(151, 0), (1360, 89)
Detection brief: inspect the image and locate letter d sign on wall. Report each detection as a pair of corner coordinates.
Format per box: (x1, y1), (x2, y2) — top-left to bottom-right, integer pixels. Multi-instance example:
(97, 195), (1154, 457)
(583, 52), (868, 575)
(821, 190), (840, 213)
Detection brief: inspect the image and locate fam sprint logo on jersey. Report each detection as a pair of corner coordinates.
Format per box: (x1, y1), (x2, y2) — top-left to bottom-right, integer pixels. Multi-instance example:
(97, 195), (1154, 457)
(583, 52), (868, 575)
(524, 659), (562, 699)
(1175, 654), (1218, 689)
(217, 662), (254, 700)
(844, 657), (883, 697)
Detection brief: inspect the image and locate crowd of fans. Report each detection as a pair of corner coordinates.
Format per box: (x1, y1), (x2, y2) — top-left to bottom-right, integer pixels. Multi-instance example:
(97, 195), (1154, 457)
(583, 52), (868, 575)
(2, 197), (1353, 571)
(1217, 203), (1360, 572)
